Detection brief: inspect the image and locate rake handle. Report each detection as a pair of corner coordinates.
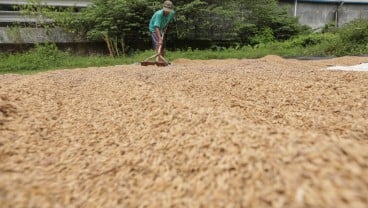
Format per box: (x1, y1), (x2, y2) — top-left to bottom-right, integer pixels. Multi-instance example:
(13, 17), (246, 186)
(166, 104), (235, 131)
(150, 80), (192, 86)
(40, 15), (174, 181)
(157, 31), (166, 54)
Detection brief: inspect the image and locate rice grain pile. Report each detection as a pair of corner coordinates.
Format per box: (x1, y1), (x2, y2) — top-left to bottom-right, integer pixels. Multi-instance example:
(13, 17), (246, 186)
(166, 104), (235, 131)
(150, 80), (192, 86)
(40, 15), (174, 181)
(1, 56), (368, 207)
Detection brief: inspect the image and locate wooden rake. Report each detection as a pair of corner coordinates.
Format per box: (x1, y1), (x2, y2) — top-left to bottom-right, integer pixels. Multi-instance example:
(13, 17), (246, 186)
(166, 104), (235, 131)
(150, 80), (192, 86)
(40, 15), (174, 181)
(141, 32), (170, 67)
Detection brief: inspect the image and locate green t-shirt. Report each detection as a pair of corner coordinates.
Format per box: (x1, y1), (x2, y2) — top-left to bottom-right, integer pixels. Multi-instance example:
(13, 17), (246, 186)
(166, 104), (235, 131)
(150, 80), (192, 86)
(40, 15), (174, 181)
(149, 9), (175, 33)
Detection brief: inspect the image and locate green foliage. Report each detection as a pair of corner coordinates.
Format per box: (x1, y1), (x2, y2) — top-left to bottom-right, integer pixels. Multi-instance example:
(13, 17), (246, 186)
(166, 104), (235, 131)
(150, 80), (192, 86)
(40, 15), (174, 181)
(236, 23), (258, 45)
(15, 0), (52, 28)
(251, 27), (275, 45)
(58, 0), (154, 56)
(235, 0), (310, 45)
(282, 33), (341, 56)
(172, 0), (308, 45)
(272, 18), (368, 56)
(340, 19), (368, 44)
(22, 0), (306, 50)
(173, 0), (208, 39)
(286, 34), (327, 48)
(173, 0), (238, 41)
(0, 44), (137, 73)
(17, 0), (154, 56)
(80, 0), (150, 40)
(16, 0), (310, 52)
(336, 19), (368, 55)
(321, 22), (338, 33)
(296, 19), (368, 56)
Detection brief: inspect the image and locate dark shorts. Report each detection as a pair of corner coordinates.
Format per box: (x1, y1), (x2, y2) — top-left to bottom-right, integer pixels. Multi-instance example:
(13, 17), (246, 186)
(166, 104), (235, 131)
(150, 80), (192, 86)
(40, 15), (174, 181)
(151, 32), (166, 50)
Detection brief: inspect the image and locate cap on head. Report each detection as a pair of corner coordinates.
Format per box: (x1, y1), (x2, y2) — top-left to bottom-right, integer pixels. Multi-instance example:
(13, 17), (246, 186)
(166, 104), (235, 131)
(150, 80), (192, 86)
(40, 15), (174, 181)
(163, 0), (174, 12)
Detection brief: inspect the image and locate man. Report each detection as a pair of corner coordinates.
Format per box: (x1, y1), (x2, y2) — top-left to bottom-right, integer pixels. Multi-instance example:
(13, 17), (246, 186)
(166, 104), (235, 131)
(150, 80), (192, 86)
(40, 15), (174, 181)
(149, 1), (175, 62)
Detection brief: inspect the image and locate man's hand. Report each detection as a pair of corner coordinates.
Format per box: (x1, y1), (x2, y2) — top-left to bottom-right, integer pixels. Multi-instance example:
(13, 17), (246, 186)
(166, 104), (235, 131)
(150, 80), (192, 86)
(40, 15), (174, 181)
(155, 27), (163, 45)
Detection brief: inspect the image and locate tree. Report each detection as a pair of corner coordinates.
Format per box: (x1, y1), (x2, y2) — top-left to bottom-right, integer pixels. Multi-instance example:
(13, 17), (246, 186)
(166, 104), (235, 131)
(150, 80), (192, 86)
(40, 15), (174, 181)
(234, 0), (310, 45)
(172, 0), (308, 46)
(174, 0), (238, 41)
(68, 0), (153, 56)
(19, 0), (310, 55)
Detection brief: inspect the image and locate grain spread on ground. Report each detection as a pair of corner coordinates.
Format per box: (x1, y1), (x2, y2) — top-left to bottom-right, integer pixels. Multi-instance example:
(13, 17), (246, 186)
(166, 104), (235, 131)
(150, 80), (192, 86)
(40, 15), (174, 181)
(1, 56), (368, 207)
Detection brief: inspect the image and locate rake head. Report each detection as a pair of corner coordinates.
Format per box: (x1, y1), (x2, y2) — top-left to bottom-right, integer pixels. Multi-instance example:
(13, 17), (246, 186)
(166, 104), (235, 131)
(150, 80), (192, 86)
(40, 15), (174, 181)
(141, 61), (170, 67)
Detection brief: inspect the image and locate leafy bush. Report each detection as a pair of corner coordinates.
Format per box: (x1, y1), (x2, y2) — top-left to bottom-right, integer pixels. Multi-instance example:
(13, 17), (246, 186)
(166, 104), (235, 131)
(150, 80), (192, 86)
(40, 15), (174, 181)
(261, 32), (341, 56)
(321, 23), (338, 33)
(303, 19), (368, 56)
(336, 19), (368, 55)
(339, 19), (368, 44)
(302, 34), (342, 56)
(236, 23), (258, 45)
(279, 18), (368, 57)
(235, 0), (310, 46)
(251, 27), (275, 45)
(287, 34), (326, 48)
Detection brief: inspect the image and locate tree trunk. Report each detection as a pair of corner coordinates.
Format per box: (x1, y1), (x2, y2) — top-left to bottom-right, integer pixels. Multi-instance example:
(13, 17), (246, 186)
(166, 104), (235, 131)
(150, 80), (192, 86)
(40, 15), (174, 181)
(113, 36), (120, 57)
(104, 34), (114, 57)
(121, 37), (126, 56)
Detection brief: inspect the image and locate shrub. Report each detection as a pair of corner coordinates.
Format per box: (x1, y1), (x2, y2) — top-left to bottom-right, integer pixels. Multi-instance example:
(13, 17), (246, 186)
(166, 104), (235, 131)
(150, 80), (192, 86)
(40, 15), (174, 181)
(336, 19), (368, 55)
(321, 23), (338, 33)
(251, 27), (275, 45)
(288, 34), (326, 48)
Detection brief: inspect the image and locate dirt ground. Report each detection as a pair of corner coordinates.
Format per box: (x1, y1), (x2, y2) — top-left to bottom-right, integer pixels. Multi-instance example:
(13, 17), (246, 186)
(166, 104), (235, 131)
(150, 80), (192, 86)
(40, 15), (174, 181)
(1, 56), (368, 207)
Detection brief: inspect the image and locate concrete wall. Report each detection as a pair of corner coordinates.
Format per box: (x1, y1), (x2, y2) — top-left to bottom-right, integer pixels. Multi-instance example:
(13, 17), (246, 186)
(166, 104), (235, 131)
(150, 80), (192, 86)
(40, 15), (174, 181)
(0, 27), (81, 44)
(0, 0), (90, 45)
(280, 1), (368, 30)
(338, 4), (368, 25)
(0, 0), (90, 7)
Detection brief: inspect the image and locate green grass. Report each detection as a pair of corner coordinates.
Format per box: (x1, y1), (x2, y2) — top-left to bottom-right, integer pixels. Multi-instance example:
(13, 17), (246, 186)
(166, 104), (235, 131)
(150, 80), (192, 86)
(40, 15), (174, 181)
(0, 49), (168, 74)
(0, 47), (312, 75)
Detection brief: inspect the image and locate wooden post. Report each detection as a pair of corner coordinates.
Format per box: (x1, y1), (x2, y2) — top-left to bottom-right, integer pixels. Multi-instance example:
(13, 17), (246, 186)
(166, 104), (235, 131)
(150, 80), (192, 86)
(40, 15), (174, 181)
(294, 0), (298, 17)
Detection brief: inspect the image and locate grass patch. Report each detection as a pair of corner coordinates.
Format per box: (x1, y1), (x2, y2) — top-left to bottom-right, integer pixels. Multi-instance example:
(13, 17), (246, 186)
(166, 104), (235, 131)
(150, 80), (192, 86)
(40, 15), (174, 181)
(0, 45), (300, 74)
(0, 46), (317, 75)
(0, 47), (174, 74)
